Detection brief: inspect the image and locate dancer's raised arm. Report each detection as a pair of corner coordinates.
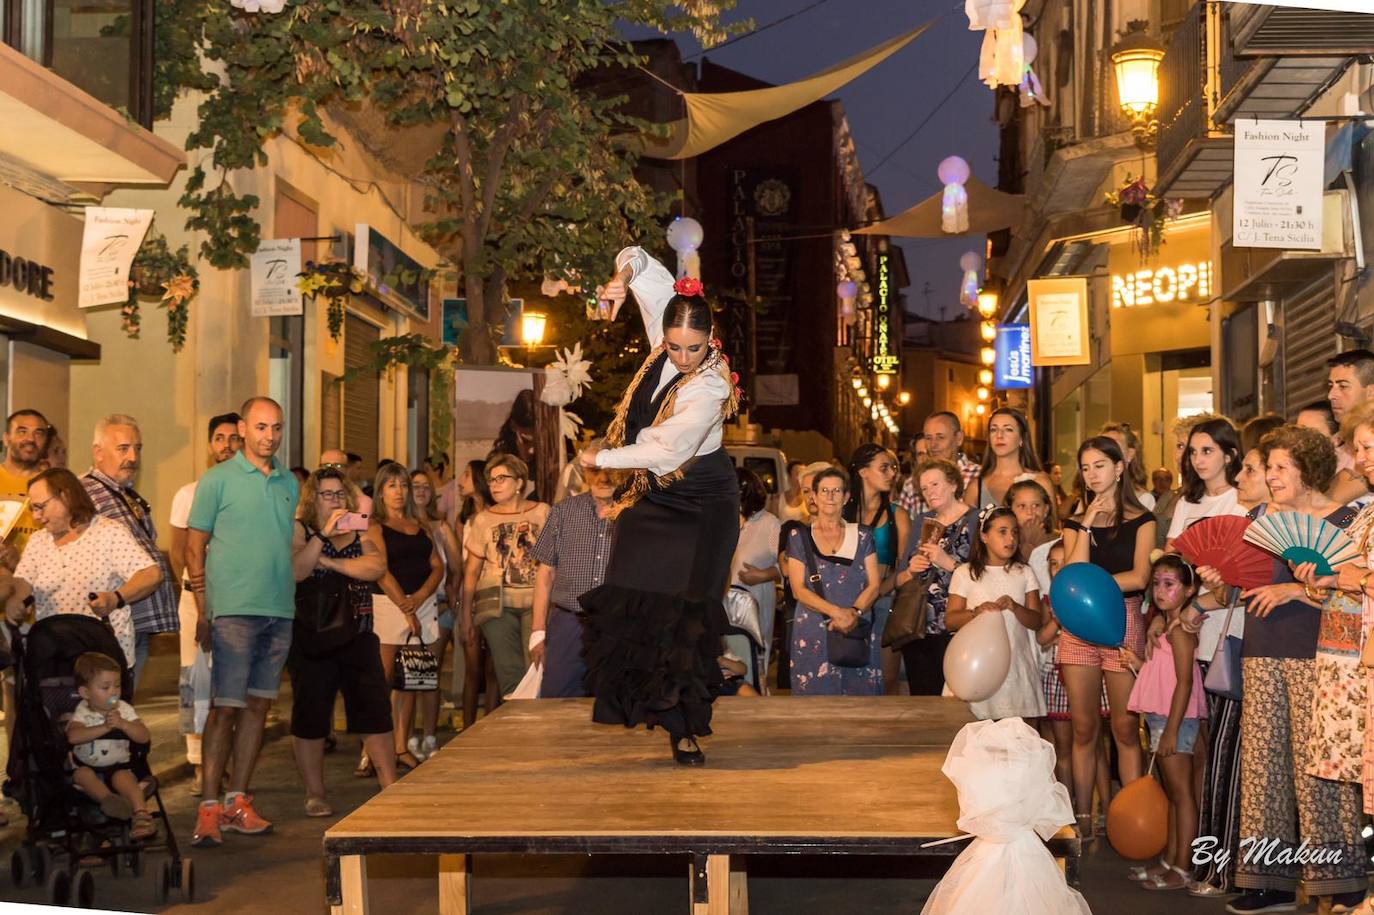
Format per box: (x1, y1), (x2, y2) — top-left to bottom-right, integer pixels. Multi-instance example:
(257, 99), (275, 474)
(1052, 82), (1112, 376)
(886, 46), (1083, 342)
(598, 246), (677, 348)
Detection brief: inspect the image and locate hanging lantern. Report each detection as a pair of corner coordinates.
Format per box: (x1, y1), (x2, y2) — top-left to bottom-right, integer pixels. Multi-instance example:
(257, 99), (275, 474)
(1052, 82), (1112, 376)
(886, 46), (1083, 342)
(876, 374), (891, 391)
(977, 386), (990, 401)
(938, 157), (971, 234)
(666, 217), (704, 279)
(837, 280), (858, 322)
(980, 346), (996, 366)
(851, 376), (863, 390)
(967, 0), (1026, 89)
(897, 391), (911, 406)
(959, 251), (982, 306)
(980, 321), (997, 342)
(979, 369), (994, 386)
(976, 403), (988, 416)
(977, 289), (999, 318)
(1019, 34), (1049, 108)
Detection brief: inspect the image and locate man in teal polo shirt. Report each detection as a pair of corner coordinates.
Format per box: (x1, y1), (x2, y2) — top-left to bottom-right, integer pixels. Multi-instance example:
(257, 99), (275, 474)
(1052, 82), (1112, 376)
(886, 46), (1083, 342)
(185, 397), (298, 847)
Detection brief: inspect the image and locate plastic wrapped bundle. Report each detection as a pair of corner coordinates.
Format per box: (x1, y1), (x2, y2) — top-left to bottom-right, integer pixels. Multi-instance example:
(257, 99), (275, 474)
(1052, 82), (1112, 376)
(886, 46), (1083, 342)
(921, 717), (1090, 915)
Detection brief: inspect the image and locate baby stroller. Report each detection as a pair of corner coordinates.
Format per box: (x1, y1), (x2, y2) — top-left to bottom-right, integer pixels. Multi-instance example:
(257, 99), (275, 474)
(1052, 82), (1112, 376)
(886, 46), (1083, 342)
(3, 614), (193, 906)
(723, 587), (766, 693)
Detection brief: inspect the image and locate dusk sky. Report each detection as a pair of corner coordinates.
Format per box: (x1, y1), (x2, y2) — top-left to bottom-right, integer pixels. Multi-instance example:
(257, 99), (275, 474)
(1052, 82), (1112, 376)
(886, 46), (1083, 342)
(623, 0), (999, 322)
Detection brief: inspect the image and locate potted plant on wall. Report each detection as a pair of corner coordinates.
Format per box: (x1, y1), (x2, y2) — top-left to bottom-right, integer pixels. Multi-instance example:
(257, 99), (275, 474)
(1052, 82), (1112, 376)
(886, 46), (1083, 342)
(1105, 174), (1183, 258)
(125, 232), (199, 351)
(297, 260), (365, 341)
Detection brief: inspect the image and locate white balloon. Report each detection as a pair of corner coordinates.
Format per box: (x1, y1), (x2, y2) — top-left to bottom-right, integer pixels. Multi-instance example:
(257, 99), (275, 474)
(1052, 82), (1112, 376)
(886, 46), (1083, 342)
(1023, 33), (1038, 65)
(959, 251), (982, 272)
(666, 217), (704, 254)
(937, 155), (971, 187)
(943, 611), (1012, 702)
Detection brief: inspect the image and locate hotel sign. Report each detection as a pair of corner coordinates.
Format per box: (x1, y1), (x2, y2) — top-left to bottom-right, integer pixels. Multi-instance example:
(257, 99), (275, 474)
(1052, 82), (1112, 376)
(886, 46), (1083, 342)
(1111, 260), (1213, 308)
(871, 253), (898, 375)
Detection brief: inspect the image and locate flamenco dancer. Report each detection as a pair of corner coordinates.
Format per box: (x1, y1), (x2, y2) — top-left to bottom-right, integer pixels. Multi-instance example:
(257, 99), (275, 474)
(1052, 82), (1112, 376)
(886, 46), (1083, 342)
(578, 245), (741, 766)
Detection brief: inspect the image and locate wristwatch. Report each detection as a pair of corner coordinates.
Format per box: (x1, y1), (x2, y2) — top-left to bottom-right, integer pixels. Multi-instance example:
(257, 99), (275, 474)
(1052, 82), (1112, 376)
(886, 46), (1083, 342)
(113, 590), (126, 609)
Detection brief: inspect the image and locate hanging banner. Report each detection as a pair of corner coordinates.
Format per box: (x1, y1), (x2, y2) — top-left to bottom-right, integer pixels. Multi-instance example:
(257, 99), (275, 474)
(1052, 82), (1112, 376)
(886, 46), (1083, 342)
(1234, 119), (1325, 250)
(250, 238), (303, 317)
(1217, 1), (1374, 12)
(994, 324), (1033, 389)
(78, 208), (154, 308)
(1028, 277), (1090, 366)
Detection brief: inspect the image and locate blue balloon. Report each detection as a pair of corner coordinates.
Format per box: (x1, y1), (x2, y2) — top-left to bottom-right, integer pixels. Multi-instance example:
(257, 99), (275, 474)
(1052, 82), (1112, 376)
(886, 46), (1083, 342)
(1050, 562), (1127, 647)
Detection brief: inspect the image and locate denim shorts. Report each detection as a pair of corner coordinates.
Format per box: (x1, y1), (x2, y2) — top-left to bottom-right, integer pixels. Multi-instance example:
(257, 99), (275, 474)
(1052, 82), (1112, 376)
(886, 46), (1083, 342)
(1144, 713), (1201, 754)
(211, 615), (293, 708)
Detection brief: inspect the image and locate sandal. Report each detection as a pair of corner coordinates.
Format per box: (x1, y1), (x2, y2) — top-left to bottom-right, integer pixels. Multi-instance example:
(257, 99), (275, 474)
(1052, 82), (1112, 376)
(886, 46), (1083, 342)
(304, 797), (333, 818)
(1128, 857), (1168, 882)
(395, 752), (421, 772)
(1141, 864), (1189, 891)
(353, 752), (374, 779)
(129, 810), (156, 841)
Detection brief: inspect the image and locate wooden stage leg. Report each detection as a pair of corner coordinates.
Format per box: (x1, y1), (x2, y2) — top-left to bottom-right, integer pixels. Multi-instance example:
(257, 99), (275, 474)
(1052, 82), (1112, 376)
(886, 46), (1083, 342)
(439, 854), (472, 915)
(336, 855), (368, 915)
(690, 854), (742, 915)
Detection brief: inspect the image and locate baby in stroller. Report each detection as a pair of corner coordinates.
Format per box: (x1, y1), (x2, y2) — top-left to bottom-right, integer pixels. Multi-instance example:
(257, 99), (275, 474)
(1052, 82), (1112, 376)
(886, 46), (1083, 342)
(66, 651), (155, 839)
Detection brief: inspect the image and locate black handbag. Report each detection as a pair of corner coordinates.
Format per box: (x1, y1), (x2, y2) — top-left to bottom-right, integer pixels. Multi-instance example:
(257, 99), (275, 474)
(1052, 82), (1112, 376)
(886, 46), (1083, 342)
(392, 634), (440, 691)
(293, 569), (357, 659)
(799, 524), (873, 668)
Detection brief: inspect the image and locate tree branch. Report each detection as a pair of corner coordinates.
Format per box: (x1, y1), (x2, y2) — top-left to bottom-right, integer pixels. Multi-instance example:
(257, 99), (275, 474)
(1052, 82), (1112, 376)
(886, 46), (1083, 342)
(475, 92), (529, 242)
(450, 111), (481, 261)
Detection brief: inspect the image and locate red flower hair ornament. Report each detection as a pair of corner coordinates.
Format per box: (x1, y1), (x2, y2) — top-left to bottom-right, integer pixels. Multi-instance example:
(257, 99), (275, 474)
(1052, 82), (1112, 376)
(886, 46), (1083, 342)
(673, 276), (704, 297)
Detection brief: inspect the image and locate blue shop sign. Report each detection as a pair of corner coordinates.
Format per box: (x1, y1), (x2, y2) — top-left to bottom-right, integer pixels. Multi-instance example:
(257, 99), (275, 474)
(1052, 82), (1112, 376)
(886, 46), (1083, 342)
(995, 324), (1033, 390)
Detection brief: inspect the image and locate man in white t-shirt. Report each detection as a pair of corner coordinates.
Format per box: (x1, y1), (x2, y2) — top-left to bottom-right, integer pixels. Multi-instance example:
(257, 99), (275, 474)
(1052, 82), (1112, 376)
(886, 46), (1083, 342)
(167, 412), (240, 791)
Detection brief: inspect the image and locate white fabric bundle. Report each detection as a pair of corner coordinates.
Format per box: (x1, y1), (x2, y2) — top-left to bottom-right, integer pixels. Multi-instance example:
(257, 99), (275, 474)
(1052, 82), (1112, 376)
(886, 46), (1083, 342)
(921, 717), (1090, 915)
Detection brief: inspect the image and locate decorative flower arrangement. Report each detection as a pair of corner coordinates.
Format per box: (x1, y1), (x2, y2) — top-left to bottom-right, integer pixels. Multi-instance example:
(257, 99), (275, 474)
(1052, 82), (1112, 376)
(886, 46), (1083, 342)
(540, 343), (593, 442)
(125, 232), (198, 351)
(1104, 174), (1183, 258)
(297, 261), (365, 341)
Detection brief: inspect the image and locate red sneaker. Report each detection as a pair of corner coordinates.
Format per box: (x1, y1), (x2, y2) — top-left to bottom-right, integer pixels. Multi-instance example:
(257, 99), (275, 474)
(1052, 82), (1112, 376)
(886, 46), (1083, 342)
(221, 794), (272, 835)
(191, 801), (222, 847)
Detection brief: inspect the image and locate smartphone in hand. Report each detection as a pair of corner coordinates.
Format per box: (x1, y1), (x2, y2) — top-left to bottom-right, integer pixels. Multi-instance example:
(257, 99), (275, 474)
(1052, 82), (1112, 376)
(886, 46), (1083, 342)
(337, 511), (370, 532)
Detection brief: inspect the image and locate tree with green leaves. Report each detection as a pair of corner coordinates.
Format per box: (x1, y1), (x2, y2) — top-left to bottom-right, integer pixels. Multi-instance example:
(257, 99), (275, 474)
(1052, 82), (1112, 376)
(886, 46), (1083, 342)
(169, 0), (739, 364)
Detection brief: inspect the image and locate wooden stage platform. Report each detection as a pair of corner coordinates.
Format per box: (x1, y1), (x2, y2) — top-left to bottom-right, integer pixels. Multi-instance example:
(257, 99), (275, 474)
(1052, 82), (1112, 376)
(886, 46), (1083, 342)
(324, 697), (1080, 914)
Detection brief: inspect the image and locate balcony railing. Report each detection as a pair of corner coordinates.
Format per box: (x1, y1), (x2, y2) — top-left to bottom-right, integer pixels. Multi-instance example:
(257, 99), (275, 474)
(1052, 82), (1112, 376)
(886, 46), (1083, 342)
(1156, 3), (1207, 182)
(2, 0), (154, 128)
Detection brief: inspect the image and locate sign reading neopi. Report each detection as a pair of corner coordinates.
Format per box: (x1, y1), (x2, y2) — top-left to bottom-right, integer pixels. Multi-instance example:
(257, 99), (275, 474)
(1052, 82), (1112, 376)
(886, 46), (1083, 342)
(994, 324), (1032, 389)
(0, 249), (56, 302)
(1111, 260), (1212, 308)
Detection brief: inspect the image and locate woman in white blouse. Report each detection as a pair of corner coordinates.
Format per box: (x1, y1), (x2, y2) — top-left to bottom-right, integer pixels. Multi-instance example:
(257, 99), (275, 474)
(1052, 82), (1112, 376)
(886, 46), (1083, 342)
(579, 246), (741, 766)
(4, 469), (162, 667)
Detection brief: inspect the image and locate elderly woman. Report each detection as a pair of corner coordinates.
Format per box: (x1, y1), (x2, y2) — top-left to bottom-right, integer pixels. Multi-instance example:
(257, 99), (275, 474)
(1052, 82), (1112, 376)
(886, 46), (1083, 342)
(288, 468), (395, 816)
(4, 469), (162, 668)
(893, 459), (976, 696)
(1221, 426), (1365, 913)
(785, 467), (882, 695)
(460, 454), (548, 699)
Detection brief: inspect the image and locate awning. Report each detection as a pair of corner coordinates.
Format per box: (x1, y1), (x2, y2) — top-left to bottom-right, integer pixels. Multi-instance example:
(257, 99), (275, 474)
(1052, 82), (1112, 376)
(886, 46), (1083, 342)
(852, 176), (1026, 238)
(643, 21), (932, 160)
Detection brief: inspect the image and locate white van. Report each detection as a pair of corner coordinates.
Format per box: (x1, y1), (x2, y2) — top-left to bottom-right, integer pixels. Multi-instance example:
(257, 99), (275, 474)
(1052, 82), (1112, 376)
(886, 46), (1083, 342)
(725, 445), (788, 514)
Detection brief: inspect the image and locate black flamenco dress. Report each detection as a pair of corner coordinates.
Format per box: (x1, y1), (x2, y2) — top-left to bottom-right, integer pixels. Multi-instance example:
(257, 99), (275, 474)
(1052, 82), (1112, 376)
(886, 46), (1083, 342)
(579, 350), (740, 740)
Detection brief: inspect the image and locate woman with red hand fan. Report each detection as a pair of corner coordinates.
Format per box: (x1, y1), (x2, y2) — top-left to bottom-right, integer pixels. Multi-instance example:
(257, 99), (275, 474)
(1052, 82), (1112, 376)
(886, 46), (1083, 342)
(1224, 426), (1366, 914)
(1059, 436), (1155, 837)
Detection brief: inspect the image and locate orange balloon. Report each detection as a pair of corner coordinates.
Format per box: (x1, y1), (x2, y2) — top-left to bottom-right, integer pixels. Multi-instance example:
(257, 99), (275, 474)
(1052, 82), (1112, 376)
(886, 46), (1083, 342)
(1105, 774), (1169, 860)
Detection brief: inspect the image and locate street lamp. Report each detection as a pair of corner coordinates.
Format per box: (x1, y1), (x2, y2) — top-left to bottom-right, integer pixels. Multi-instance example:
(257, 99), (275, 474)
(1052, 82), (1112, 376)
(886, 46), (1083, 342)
(980, 321), (997, 342)
(977, 386), (990, 401)
(521, 310), (548, 347)
(1112, 21), (1165, 148)
(977, 290), (999, 319)
(980, 346), (996, 366)
(876, 374), (891, 391)
(979, 369), (993, 386)
(897, 391), (911, 406)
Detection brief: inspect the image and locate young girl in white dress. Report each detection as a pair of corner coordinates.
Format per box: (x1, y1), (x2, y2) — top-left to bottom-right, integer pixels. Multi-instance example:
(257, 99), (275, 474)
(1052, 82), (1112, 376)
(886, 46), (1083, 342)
(945, 507), (1046, 720)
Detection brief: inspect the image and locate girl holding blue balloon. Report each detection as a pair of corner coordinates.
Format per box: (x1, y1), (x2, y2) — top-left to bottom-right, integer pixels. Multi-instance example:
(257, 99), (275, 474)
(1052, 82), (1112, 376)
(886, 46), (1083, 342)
(1057, 436), (1155, 833)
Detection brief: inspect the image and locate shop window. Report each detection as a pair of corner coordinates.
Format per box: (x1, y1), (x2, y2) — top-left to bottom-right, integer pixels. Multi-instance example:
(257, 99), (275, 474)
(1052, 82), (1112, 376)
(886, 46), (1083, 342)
(3, 0), (154, 127)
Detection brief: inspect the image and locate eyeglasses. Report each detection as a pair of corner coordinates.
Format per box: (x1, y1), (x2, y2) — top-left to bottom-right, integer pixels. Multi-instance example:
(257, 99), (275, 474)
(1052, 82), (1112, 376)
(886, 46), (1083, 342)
(29, 497), (51, 513)
(487, 473), (519, 485)
(320, 462), (345, 470)
(319, 490), (347, 501)
(817, 487), (846, 497)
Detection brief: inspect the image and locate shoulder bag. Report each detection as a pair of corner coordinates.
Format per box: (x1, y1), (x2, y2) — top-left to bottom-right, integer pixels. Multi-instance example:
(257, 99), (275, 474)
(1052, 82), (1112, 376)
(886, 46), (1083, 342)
(1202, 588), (1242, 701)
(293, 529), (358, 658)
(882, 514), (947, 649)
(799, 524), (873, 668)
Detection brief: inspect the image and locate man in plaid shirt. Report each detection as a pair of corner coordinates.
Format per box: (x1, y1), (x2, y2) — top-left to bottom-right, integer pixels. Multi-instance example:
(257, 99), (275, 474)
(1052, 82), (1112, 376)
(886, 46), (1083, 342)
(83, 414), (178, 685)
(896, 412), (982, 517)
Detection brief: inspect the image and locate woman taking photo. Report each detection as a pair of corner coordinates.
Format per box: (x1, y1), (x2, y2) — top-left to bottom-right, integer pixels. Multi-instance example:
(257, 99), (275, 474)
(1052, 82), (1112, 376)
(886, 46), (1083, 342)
(1224, 426), (1365, 913)
(288, 468), (395, 816)
(582, 247), (741, 766)
(409, 468), (461, 760)
(460, 454), (547, 700)
(5, 469), (162, 669)
(1059, 436), (1155, 836)
(844, 444), (910, 695)
(964, 407), (1055, 514)
(785, 468), (882, 695)
(369, 462), (443, 772)
(893, 459), (976, 695)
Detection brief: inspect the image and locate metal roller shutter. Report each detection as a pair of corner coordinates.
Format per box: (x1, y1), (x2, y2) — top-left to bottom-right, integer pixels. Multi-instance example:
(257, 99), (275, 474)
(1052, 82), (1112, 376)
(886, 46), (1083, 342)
(1281, 276), (1336, 420)
(343, 314), (380, 471)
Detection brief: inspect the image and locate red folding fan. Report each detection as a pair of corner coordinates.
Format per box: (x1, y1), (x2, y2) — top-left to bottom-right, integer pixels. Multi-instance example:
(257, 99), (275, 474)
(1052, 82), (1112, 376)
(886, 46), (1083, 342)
(1172, 515), (1273, 590)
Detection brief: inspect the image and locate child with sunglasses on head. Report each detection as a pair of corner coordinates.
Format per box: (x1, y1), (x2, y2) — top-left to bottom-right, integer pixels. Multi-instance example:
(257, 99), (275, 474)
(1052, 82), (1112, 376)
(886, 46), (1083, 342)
(945, 507), (1046, 721)
(1121, 554), (1207, 891)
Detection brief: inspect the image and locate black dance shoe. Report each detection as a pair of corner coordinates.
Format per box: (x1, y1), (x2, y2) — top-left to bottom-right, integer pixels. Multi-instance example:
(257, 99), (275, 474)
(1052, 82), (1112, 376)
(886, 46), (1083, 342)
(671, 735), (705, 767)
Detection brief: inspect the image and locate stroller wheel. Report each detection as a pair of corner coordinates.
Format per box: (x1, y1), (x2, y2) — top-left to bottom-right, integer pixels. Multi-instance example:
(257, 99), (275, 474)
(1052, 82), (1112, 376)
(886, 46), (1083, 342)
(27, 845), (49, 884)
(75, 869), (95, 909)
(9, 848), (26, 888)
(124, 849), (142, 878)
(154, 858), (172, 904)
(179, 857), (195, 902)
(45, 866), (70, 907)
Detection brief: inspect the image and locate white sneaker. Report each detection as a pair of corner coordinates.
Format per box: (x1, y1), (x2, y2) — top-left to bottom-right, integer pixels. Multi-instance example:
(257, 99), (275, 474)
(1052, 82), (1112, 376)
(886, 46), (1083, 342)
(421, 736), (438, 758)
(406, 736), (427, 761)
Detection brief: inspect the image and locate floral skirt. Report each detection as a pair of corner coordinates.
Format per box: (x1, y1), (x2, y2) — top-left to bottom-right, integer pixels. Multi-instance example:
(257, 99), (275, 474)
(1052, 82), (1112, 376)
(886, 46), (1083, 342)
(1307, 651), (1366, 783)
